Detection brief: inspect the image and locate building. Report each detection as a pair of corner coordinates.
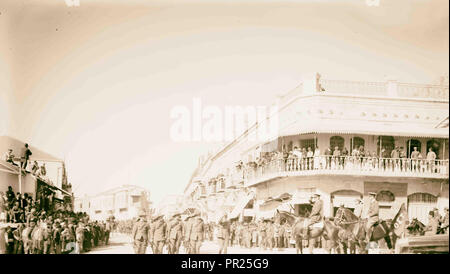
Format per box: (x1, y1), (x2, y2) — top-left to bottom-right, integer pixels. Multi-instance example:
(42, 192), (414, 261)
(0, 135), (73, 210)
(74, 185), (152, 221)
(183, 73), (449, 225)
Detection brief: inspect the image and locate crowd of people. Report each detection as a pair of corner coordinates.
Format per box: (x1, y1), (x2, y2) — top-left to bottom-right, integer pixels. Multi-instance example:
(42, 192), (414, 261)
(0, 186), (113, 254)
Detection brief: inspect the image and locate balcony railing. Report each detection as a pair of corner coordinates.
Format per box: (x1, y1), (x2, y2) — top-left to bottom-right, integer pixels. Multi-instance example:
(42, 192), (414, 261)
(245, 156), (449, 186)
(320, 80), (387, 96)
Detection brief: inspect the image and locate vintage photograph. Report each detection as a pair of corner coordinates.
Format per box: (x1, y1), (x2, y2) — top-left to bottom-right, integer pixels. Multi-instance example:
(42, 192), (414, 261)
(0, 0), (448, 257)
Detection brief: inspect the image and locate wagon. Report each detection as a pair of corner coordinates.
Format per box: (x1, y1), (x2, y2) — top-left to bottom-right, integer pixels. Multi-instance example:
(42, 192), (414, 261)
(395, 234), (449, 254)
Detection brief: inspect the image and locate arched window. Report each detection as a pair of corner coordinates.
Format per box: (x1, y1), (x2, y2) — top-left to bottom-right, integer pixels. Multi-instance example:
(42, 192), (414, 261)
(350, 137), (365, 151)
(408, 193), (437, 204)
(330, 136), (345, 151)
(407, 139), (422, 158)
(376, 190), (395, 202)
(427, 139), (441, 159)
(377, 136), (395, 157)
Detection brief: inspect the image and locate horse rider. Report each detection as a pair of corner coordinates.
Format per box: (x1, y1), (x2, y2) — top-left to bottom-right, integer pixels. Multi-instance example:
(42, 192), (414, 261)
(131, 213), (150, 254)
(149, 214), (166, 254)
(188, 212), (205, 254)
(354, 198), (363, 219)
(365, 192), (379, 243)
(302, 193), (324, 238)
(167, 213), (183, 254)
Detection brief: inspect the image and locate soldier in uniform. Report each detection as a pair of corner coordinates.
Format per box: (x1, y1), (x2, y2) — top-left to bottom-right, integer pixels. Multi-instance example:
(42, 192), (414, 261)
(43, 221), (53, 254)
(302, 193), (323, 238)
(131, 214), (150, 254)
(22, 220), (35, 254)
(365, 192), (379, 243)
(217, 213), (231, 254)
(167, 213), (184, 254)
(75, 222), (85, 253)
(188, 213), (205, 254)
(149, 214), (166, 254)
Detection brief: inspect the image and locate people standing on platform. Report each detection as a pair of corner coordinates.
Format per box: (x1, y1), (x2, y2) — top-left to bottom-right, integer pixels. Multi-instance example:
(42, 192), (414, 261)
(411, 147), (420, 172)
(426, 148), (436, 173)
(131, 214), (149, 254)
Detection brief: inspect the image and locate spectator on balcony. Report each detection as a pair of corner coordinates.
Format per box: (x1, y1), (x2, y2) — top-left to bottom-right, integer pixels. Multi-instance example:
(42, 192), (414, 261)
(287, 152), (295, 171)
(20, 143), (32, 170)
(39, 163), (47, 177)
(3, 149), (18, 166)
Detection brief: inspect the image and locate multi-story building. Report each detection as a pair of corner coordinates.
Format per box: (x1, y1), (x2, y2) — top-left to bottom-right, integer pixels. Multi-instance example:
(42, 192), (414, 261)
(183, 73), (449, 225)
(74, 185), (152, 221)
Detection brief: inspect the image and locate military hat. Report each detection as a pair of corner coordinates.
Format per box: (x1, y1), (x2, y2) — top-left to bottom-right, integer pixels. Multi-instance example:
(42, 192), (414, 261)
(368, 192), (377, 196)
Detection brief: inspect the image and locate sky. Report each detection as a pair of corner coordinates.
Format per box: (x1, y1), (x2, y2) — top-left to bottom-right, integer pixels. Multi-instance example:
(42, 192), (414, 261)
(0, 0), (448, 206)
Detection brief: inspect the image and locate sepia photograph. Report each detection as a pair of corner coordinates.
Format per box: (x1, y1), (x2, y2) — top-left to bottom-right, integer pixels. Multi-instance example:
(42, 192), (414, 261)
(0, 0), (448, 265)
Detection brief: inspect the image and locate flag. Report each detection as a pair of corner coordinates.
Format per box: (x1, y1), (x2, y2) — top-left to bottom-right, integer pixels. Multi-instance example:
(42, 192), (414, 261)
(392, 203), (408, 237)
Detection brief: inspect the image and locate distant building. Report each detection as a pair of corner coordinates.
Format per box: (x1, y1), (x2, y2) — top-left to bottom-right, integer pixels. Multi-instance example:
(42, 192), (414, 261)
(74, 185), (152, 221)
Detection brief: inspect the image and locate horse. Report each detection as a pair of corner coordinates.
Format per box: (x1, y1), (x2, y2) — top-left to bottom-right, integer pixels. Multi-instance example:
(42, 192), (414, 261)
(407, 218), (425, 236)
(274, 210), (341, 254)
(334, 207), (398, 253)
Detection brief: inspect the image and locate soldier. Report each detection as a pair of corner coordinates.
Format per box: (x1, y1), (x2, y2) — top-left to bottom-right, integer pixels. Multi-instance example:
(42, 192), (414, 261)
(52, 221), (62, 254)
(104, 219), (112, 245)
(75, 222), (85, 253)
(149, 214), (166, 254)
(217, 213), (230, 254)
(354, 198), (363, 218)
(188, 213), (205, 254)
(365, 192), (379, 243)
(302, 193), (324, 238)
(131, 214), (150, 254)
(167, 213), (184, 254)
(183, 215), (193, 254)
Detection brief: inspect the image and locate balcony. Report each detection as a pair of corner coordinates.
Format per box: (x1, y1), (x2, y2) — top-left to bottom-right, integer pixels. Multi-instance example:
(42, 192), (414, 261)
(245, 156), (449, 187)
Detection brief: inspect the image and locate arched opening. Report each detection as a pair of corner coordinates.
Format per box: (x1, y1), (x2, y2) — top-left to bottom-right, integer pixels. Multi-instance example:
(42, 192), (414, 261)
(350, 137), (365, 151)
(408, 192), (438, 224)
(375, 190), (396, 219)
(427, 139), (441, 159)
(407, 139), (422, 158)
(377, 136), (395, 157)
(330, 189), (363, 216)
(330, 136), (345, 151)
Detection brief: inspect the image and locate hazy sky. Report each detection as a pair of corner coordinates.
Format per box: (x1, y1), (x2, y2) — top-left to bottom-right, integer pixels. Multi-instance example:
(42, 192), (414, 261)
(0, 0), (448, 205)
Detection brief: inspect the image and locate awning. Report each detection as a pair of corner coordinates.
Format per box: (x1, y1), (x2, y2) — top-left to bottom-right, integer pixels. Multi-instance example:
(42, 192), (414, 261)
(277, 120), (449, 139)
(229, 191), (255, 219)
